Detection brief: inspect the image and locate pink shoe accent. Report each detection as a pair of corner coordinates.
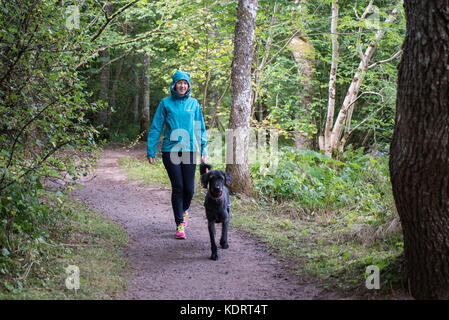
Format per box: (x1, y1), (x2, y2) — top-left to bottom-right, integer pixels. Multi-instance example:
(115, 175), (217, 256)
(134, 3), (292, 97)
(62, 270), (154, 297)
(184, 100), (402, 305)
(176, 224), (186, 239)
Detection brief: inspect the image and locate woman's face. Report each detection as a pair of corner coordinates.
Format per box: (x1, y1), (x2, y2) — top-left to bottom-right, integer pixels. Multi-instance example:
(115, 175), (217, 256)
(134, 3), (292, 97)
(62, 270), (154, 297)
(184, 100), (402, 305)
(175, 80), (189, 96)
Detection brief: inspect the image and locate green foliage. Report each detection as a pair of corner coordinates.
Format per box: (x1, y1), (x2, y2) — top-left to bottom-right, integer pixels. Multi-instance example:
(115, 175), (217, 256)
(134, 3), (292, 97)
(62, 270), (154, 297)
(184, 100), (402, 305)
(0, 0), (101, 247)
(253, 146), (395, 226)
(0, 177), (51, 249)
(0, 0), (407, 297)
(231, 145), (403, 295)
(75, 0), (405, 155)
(0, 191), (129, 299)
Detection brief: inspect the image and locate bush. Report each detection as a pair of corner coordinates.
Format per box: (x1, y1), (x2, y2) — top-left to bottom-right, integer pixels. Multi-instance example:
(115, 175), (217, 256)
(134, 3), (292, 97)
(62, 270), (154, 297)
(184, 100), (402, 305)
(0, 176), (52, 250)
(252, 146), (395, 225)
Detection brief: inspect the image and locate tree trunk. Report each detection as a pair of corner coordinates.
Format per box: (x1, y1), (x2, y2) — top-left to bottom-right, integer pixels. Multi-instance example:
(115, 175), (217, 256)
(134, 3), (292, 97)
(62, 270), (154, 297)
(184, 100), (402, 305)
(109, 57), (124, 125)
(331, 7), (398, 155)
(140, 54), (150, 134)
(320, 2), (398, 157)
(97, 49), (110, 127)
(133, 67), (139, 123)
(321, 0), (339, 155)
(289, 0), (315, 150)
(226, 0), (258, 195)
(289, 36), (314, 150)
(389, 0), (449, 300)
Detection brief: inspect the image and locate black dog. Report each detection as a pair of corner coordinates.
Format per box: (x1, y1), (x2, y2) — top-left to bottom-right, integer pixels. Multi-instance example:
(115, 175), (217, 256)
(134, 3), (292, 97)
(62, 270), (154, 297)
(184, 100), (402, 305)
(200, 163), (231, 261)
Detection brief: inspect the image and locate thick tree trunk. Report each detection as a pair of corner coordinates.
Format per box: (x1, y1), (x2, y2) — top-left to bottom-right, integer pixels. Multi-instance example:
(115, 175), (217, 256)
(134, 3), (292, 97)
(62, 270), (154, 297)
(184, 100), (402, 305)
(389, 0), (449, 300)
(140, 54), (150, 134)
(226, 0), (258, 195)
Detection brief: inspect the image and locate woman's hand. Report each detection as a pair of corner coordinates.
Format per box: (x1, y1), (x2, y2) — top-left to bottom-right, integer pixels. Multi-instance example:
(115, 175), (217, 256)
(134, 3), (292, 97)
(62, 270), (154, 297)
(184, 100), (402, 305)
(201, 155), (208, 163)
(148, 157), (155, 165)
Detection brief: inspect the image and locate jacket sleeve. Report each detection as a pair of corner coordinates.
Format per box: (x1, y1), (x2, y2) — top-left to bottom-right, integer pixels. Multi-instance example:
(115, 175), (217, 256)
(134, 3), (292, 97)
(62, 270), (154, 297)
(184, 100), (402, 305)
(147, 100), (166, 158)
(194, 101), (208, 156)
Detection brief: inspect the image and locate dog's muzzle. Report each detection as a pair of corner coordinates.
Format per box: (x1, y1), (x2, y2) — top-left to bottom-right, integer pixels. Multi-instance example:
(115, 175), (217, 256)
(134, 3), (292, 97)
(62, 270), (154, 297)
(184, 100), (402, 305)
(208, 189), (223, 200)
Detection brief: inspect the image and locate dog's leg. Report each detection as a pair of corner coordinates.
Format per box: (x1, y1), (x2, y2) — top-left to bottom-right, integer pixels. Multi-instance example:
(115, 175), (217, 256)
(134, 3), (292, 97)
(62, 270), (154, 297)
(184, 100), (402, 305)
(208, 221), (218, 261)
(220, 219), (229, 249)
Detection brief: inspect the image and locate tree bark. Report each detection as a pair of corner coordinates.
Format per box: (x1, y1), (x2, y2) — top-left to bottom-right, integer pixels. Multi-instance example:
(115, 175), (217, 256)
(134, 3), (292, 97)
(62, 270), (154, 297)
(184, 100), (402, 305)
(140, 54), (150, 134)
(109, 57), (124, 125)
(289, 0), (315, 150)
(389, 0), (449, 300)
(133, 67), (140, 123)
(320, 3), (399, 157)
(97, 48), (110, 127)
(321, 0), (339, 155)
(331, 7), (398, 155)
(226, 0), (258, 195)
(289, 36), (315, 150)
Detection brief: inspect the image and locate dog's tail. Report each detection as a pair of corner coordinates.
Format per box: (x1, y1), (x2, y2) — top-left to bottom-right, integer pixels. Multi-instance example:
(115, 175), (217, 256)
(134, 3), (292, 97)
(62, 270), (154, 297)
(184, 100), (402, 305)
(200, 162), (212, 175)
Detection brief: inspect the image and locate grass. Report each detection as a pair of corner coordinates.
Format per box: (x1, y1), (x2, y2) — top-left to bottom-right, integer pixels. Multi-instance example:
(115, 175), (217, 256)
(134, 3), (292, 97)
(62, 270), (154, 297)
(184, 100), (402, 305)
(118, 157), (170, 186)
(226, 196), (405, 297)
(117, 151), (407, 298)
(0, 190), (130, 300)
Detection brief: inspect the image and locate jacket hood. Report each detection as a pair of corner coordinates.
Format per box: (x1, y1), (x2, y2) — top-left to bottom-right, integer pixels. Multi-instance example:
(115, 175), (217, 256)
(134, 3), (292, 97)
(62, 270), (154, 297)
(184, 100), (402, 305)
(170, 70), (191, 98)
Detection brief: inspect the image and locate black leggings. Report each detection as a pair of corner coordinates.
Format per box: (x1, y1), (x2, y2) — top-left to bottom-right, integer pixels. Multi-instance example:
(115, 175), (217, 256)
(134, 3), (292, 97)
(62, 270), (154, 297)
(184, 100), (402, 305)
(162, 152), (197, 226)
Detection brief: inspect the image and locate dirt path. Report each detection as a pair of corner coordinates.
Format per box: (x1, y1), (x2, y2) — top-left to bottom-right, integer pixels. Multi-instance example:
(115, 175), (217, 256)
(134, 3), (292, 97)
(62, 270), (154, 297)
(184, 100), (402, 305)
(70, 146), (331, 300)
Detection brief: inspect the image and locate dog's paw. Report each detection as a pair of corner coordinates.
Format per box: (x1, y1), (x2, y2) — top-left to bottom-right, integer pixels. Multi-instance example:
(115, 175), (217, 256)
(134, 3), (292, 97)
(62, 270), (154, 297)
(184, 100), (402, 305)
(210, 253), (218, 261)
(220, 241), (229, 249)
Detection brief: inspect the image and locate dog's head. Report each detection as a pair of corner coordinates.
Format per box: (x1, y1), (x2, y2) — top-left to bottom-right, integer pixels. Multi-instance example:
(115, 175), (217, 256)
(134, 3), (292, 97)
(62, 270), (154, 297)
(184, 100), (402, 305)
(201, 169), (232, 198)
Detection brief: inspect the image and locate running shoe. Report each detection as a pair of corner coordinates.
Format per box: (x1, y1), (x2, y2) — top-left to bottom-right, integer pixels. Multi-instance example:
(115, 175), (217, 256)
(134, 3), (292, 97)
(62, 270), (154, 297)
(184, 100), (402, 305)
(176, 224), (186, 239)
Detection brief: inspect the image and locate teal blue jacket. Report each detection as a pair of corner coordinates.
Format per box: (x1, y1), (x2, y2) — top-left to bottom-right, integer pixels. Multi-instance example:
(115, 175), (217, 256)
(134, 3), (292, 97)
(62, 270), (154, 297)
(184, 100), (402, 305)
(147, 71), (208, 158)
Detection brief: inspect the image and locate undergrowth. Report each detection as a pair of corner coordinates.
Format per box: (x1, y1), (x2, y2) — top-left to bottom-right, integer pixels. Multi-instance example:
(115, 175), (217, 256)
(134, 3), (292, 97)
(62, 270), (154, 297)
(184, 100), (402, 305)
(0, 190), (129, 299)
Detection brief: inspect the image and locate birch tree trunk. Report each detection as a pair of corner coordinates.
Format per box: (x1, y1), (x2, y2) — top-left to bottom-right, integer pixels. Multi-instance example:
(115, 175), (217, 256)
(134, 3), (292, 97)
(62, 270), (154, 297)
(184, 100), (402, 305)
(320, 0), (339, 155)
(320, 3), (399, 157)
(390, 0), (449, 300)
(226, 0), (258, 195)
(331, 7), (398, 155)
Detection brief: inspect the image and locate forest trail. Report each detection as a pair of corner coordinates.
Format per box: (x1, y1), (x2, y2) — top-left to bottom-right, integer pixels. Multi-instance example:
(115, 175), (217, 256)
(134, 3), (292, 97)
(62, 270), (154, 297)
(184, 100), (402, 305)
(70, 145), (335, 300)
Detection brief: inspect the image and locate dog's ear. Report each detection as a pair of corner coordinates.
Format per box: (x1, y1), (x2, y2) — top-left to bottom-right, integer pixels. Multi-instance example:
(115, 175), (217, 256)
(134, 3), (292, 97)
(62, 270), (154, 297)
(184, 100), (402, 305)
(201, 171), (210, 189)
(224, 172), (232, 187)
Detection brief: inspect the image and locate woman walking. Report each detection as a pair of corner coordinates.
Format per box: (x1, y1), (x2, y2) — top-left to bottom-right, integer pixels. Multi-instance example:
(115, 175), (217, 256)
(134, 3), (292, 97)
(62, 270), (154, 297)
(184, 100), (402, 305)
(147, 70), (208, 239)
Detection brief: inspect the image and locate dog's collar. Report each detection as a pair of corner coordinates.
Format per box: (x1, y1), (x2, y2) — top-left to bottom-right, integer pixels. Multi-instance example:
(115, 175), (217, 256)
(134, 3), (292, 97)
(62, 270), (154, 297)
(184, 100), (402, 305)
(208, 190), (223, 201)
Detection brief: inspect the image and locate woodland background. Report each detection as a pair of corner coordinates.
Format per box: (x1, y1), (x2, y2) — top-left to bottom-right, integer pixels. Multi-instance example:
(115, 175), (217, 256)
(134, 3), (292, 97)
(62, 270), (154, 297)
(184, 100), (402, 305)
(0, 0), (408, 298)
